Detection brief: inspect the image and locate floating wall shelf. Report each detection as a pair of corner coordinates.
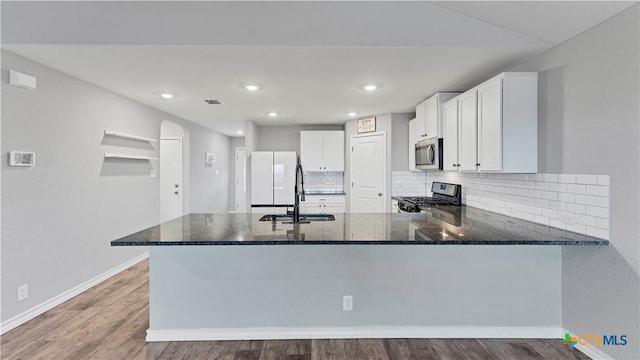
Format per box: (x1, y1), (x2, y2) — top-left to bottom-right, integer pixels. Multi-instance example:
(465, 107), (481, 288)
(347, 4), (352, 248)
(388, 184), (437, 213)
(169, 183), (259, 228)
(104, 153), (158, 161)
(104, 130), (157, 143)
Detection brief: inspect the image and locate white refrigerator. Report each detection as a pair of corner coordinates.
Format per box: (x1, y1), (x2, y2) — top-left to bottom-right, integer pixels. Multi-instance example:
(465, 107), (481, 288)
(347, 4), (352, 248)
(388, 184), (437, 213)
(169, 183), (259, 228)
(251, 151), (297, 211)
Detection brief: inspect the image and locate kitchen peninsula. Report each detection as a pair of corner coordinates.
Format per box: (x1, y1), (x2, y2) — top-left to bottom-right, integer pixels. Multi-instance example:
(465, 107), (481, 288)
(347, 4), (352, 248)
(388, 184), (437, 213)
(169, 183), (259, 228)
(112, 209), (607, 342)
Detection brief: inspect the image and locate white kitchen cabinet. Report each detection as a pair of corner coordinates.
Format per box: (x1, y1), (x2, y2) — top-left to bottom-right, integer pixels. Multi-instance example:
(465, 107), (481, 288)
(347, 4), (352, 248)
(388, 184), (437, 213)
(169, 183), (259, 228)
(300, 131), (345, 172)
(442, 99), (459, 171)
(458, 89), (479, 171)
(392, 199), (399, 213)
(477, 73), (537, 172)
(442, 72), (538, 173)
(415, 101), (427, 139)
(300, 195), (345, 213)
(414, 92), (460, 140)
(408, 117), (418, 171)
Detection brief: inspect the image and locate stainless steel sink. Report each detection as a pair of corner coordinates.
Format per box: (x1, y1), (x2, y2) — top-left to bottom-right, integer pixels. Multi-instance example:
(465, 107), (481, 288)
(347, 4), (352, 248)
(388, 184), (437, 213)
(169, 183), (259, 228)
(259, 214), (335, 222)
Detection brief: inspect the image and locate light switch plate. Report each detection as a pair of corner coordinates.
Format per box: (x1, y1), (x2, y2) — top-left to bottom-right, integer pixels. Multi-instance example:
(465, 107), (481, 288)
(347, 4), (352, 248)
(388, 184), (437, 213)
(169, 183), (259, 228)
(9, 151), (36, 166)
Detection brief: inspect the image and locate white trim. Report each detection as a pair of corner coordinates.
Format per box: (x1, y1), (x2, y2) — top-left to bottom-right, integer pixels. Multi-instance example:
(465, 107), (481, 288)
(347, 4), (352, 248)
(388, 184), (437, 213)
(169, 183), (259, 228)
(146, 326), (562, 342)
(564, 329), (616, 360)
(0, 252), (149, 335)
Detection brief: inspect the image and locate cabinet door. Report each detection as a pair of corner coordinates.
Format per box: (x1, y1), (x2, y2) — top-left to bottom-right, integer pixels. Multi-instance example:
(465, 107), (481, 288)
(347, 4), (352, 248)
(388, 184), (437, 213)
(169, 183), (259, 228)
(250, 152), (274, 205)
(322, 131), (345, 171)
(408, 118), (417, 171)
(425, 96), (438, 139)
(442, 99), (459, 171)
(477, 78), (503, 171)
(458, 90), (478, 171)
(300, 131), (324, 171)
(415, 101), (427, 139)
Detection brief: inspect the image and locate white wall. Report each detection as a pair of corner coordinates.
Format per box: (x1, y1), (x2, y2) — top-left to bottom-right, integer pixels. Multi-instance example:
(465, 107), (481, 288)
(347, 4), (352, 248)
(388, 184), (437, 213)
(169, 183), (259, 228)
(509, 6), (639, 359)
(1, 50), (231, 323)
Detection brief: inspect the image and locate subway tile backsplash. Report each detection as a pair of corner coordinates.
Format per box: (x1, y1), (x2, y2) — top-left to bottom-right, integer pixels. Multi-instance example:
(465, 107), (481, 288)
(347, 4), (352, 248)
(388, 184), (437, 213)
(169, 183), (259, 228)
(304, 172), (344, 192)
(425, 172), (610, 240)
(392, 171), (429, 196)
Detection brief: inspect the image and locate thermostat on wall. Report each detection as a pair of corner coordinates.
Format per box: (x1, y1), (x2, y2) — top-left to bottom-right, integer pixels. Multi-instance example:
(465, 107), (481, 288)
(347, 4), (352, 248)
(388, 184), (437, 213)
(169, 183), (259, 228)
(205, 153), (216, 166)
(9, 151), (36, 167)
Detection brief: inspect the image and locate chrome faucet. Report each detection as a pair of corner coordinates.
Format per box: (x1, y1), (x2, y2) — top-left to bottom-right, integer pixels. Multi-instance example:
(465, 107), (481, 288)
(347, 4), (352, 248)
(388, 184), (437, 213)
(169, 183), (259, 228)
(292, 158), (306, 223)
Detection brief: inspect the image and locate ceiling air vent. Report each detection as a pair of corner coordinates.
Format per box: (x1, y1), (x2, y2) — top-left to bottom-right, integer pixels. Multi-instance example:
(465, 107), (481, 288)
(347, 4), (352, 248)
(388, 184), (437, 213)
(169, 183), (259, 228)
(204, 99), (223, 105)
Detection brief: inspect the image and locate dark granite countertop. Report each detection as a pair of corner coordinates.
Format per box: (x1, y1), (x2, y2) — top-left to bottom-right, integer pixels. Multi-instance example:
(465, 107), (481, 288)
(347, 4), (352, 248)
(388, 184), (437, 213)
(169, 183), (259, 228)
(111, 206), (608, 246)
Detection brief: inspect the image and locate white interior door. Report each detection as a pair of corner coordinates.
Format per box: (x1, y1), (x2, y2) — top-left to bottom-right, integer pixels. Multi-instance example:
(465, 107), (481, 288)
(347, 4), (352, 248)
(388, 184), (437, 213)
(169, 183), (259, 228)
(350, 133), (386, 213)
(160, 138), (183, 222)
(235, 148), (246, 213)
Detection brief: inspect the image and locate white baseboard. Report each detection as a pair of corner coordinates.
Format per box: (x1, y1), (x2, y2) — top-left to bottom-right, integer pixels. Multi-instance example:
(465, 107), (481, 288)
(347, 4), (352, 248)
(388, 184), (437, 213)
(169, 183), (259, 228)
(564, 329), (615, 360)
(0, 251), (149, 335)
(146, 326), (562, 342)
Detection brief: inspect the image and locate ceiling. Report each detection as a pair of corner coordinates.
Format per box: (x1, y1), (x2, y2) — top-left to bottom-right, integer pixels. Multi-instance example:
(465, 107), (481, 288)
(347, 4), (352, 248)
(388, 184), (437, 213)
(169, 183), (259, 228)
(2, 1), (636, 137)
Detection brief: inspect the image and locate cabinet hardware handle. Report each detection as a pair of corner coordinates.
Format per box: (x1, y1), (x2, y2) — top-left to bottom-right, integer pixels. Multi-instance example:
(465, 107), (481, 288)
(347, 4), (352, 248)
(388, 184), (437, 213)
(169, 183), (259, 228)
(174, 191), (179, 195)
(452, 164), (456, 167)
(476, 163), (481, 166)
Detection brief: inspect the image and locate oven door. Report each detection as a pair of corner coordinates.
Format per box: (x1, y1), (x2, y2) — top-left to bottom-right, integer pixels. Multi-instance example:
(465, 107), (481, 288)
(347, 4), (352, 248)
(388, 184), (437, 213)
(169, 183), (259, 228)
(415, 139), (442, 170)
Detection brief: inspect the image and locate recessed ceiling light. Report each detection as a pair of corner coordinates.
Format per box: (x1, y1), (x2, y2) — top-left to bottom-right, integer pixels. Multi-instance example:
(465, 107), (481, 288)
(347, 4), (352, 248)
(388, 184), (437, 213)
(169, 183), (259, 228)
(268, 112), (278, 117)
(160, 93), (174, 99)
(363, 85), (377, 91)
(245, 84), (260, 91)
(348, 112), (357, 117)
(236, 130), (244, 135)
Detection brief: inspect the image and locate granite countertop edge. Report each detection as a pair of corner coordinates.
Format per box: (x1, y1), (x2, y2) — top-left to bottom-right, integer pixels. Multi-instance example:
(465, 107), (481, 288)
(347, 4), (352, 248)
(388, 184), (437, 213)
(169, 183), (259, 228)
(110, 210), (609, 247)
(112, 239), (608, 246)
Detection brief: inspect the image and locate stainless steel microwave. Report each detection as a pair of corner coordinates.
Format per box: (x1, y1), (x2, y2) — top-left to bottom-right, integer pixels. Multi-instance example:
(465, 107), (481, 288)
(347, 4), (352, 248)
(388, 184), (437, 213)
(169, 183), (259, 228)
(415, 138), (443, 171)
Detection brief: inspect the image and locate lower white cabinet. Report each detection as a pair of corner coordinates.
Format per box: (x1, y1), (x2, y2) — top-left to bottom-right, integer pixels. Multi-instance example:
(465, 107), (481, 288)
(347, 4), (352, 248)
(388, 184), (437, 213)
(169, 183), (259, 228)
(300, 195), (345, 213)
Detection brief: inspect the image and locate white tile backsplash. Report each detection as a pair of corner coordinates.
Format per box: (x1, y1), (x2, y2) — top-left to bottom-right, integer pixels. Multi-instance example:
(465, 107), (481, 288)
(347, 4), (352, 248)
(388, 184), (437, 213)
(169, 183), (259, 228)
(392, 171), (428, 196)
(426, 172), (610, 240)
(304, 172), (344, 192)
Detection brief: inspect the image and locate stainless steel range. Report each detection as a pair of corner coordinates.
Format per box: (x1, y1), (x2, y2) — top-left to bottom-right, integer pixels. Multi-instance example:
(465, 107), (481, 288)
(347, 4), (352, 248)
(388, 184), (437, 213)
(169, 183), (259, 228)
(397, 182), (461, 213)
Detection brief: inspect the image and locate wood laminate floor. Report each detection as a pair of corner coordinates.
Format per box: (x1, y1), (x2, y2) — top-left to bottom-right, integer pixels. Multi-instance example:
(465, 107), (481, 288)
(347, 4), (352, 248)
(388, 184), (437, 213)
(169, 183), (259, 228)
(1, 260), (589, 360)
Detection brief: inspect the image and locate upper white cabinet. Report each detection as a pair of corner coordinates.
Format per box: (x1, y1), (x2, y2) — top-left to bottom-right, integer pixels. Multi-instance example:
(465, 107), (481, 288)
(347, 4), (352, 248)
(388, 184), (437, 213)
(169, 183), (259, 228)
(458, 89), (479, 171)
(408, 117), (418, 171)
(442, 72), (538, 173)
(300, 131), (345, 172)
(415, 92), (460, 140)
(442, 100), (459, 172)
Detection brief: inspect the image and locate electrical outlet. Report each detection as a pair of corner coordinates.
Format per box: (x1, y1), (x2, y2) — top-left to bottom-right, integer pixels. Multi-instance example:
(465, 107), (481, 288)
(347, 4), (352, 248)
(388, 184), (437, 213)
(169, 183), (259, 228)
(17, 284), (29, 302)
(342, 295), (353, 311)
